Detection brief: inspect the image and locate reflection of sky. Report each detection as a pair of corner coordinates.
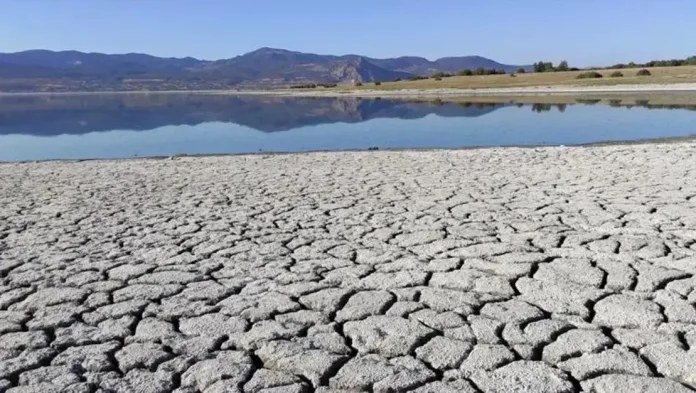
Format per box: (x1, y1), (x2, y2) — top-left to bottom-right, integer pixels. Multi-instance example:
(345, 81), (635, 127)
(0, 104), (695, 161)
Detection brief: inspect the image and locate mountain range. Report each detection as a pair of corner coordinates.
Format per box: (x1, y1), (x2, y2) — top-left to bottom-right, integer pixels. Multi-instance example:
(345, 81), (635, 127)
(0, 48), (529, 91)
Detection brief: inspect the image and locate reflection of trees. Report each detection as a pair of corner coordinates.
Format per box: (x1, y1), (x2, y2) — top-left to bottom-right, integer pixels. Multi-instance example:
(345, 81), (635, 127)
(641, 104), (696, 111)
(530, 103), (569, 113)
(532, 103), (553, 113)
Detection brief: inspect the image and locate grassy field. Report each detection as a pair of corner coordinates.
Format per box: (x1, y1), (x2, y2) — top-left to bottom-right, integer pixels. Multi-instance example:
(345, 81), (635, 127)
(343, 65), (696, 90)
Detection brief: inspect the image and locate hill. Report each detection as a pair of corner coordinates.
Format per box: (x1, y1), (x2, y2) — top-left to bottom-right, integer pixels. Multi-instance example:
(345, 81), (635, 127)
(0, 48), (528, 92)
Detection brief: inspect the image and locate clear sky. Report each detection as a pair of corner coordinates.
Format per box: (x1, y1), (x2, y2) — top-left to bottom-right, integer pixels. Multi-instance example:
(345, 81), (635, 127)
(1, 0), (695, 67)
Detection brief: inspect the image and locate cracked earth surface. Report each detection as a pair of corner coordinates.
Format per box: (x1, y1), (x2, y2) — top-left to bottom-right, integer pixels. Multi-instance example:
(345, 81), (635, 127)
(1, 144), (696, 393)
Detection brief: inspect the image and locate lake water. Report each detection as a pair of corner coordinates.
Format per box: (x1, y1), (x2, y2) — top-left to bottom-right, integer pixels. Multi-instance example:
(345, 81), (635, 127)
(0, 94), (695, 161)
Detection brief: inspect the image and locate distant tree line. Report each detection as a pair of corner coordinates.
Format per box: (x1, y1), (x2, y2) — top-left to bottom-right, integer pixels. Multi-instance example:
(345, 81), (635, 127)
(289, 83), (337, 89)
(608, 56), (696, 69)
(456, 68), (507, 76)
(532, 60), (577, 72)
(430, 72), (454, 78)
(532, 55), (696, 74)
(290, 84), (317, 89)
(386, 53), (696, 85)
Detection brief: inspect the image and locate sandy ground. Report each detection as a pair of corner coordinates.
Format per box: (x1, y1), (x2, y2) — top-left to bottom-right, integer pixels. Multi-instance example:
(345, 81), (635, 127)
(1, 144), (696, 392)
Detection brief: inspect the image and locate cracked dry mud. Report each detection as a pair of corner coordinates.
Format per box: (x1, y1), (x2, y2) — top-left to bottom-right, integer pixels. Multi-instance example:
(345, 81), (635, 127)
(1, 143), (696, 393)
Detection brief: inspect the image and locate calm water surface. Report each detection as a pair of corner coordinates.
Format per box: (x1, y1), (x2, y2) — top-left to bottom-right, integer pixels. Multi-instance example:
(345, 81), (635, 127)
(0, 94), (695, 161)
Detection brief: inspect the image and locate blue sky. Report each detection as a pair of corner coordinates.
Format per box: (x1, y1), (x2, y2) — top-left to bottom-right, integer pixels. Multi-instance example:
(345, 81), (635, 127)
(1, 0), (695, 66)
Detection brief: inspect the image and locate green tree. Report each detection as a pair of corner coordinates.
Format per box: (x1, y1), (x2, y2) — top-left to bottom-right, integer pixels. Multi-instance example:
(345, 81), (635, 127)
(557, 60), (569, 72)
(475, 67), (485, 75)
(533, 61), (555, 72)
(457, 69), (473, 76)
(517, 67), (526, 74)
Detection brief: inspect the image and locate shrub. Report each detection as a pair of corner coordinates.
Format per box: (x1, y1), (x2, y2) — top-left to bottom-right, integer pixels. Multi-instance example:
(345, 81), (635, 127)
(431, 72), (452, 78)
(576, 71), (603, 79)
(354, 82), (363, 87)
(610, 71), (624, 78)
(393, 78), (402, 82)
(374, 81), (381, 86)
(517, 67), (526, 74)
(407, 75), (428, 81)
(290, 83), (317, 89)
(577, 99), (601, 105)
(636, 69), (652, 76)
(458, 69), (474, 76)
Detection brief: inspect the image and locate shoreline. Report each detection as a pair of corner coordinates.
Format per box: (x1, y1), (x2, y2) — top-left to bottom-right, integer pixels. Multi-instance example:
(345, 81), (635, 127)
(244, 82), (696, 98)
(2, 82), (696, 98)
(2, 136), (695, 165)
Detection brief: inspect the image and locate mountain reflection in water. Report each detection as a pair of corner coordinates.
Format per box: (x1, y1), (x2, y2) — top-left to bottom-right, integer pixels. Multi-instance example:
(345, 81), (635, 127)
(1, 93), (696, 162)
(0, 94), (515, 136)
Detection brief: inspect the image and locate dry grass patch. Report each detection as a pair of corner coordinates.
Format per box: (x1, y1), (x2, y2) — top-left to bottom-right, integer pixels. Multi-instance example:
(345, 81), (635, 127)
(335, 66), (696, 90)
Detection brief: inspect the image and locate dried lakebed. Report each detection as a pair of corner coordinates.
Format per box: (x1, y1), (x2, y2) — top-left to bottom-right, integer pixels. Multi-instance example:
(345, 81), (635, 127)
(1, 144), (696, 393)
